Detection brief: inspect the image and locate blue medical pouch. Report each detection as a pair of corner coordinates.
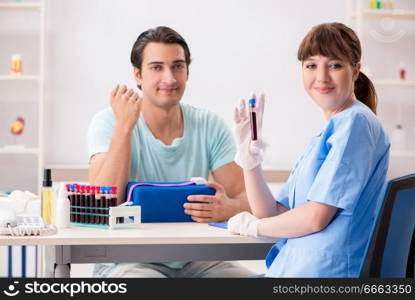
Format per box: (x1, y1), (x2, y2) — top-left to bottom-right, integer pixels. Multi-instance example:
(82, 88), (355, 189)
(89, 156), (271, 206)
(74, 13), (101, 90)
(125, 181), (216, 222)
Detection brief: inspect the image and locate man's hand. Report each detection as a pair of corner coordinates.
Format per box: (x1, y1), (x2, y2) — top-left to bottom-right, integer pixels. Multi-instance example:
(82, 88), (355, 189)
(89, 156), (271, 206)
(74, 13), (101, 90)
(184, 181), (241, 222)
(228, 211), (260, 237)
(110, 84), (142, 131)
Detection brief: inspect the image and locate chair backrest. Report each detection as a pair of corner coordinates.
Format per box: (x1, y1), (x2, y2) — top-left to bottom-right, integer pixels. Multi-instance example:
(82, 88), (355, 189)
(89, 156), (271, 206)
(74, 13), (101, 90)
(360, 173), (415, 277)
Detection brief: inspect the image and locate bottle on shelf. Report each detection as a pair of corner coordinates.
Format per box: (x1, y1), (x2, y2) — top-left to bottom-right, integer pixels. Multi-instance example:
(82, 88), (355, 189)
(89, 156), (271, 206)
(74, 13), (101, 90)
(41, 168), (55, 225)
(376, 0), (382, 9)
(382, 1), (392, 9)
(10, 54), (23, 75)
(399, 62), (406, 81)
(391, 124), (406, 152)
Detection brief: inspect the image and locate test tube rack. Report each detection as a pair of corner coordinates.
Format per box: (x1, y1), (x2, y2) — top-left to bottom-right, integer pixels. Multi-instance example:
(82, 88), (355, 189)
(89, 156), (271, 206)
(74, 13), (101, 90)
(67, 183), (140, 230)
(70, 205), (140, 230)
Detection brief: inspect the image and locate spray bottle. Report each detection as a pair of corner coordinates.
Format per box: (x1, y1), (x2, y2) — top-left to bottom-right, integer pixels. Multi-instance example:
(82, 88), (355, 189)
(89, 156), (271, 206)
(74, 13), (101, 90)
(41, 168), (55, 225)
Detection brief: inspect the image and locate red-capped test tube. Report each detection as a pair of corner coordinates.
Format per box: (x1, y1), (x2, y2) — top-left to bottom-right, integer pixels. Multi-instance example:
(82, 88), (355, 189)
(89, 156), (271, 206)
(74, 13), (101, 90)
(95, 186), (102, 224)
(91, 186), (97, 224)
(111, 186), (122, 224)
(79, 185), (85, 223)
(85, 185), (91, 223)
(74, 184), (80, 223)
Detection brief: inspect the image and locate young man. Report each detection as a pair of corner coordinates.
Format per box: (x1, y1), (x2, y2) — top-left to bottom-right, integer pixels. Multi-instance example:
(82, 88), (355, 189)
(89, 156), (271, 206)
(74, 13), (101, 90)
(87, 26), (253, 277)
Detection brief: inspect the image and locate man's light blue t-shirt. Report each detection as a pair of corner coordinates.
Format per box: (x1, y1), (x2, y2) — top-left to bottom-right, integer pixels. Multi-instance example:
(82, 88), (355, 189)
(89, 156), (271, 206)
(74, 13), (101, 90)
(87, 103), (235, 182)
(87, 102), (236, 269)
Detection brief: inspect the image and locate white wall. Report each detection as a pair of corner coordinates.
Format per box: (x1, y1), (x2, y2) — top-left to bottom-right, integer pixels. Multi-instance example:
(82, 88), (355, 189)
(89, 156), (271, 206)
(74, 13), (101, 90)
(44, 0), (346, 169)
(1, 0), (413, 190)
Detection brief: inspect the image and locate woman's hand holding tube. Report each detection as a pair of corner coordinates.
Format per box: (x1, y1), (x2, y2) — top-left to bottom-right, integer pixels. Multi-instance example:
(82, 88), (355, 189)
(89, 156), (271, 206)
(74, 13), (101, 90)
(233, 93), (266, 170)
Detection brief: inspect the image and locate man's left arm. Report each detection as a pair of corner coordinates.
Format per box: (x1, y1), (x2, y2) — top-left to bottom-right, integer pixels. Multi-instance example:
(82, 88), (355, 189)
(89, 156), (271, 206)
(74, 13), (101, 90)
(184, 162), (251, 222)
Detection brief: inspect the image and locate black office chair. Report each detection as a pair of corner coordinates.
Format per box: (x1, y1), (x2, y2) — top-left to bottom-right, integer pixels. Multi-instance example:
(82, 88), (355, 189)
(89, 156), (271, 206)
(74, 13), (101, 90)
(359, 173), (415, 277)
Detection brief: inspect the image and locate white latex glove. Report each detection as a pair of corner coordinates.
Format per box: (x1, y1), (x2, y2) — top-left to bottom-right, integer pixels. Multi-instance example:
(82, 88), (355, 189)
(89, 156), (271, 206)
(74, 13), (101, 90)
(234, 93), (266, 170)
(228, 211), (260, 238)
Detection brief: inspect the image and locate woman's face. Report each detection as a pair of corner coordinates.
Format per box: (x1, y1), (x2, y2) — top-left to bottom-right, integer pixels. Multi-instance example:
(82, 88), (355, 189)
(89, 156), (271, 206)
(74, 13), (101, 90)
(302, 55), (360, 119)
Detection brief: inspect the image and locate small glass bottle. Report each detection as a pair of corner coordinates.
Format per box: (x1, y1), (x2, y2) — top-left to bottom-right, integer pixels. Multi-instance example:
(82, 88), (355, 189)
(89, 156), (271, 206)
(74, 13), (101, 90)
(41, 168), (55, 225)
(376, 0), (382, 9)
(11, 54), (23, 75)
(399, 63), (406, 81)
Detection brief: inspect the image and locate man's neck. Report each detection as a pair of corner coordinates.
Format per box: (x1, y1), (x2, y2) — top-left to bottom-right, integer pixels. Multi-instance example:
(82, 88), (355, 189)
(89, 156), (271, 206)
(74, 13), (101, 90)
(141, 99), (184, 145)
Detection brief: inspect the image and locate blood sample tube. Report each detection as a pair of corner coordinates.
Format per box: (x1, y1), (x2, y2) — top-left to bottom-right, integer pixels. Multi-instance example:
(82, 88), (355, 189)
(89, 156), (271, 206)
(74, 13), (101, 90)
(96, 185), (101, 224)
(79, 185), (85, 223)
(100, 186), (107, 225)
(74, 184), (80, 223)
(249, 97), (258, 141)
(105, 186), (111, 225)
(111, 186), (122, 224)
(91, 186), (97, 224)
(95, 186), (102, 224)
(66, 184), (73, 223)
(85, 185), (91, 223)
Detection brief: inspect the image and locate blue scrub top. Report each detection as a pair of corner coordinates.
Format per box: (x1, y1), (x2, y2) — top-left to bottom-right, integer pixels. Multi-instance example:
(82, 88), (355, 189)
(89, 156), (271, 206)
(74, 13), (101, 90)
(265, 100), (390, 278)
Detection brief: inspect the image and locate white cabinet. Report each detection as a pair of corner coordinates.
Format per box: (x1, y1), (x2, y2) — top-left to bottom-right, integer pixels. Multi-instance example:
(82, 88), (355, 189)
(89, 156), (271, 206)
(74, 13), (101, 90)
(347, 0), (415, 177)
(0, 0), (45, 194)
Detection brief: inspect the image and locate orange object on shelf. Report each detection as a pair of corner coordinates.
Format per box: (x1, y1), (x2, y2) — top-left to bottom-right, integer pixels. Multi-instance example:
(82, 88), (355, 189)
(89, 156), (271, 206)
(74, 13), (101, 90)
(10, 117), (25, 136)
(11, 54), (23, 75)
(399, 63), (406, 81)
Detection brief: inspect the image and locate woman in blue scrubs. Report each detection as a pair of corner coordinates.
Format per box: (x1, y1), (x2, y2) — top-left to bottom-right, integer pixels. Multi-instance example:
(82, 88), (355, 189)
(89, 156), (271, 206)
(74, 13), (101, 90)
(229, 23), (390, 277)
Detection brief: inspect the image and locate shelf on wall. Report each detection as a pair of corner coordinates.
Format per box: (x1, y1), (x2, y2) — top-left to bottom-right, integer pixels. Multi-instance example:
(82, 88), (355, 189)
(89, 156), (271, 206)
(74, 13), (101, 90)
(391, 151), (415, 158)
(0, 75), (40, 81)
(374, 80), (415, 87)
(0, 0), (44, 197)
(0, 2), (41, 9)
(46, 165), (90, 183)
(351, 9), (415, 19)
(46, 164), (89, 170)
(0, 147), (39, 154)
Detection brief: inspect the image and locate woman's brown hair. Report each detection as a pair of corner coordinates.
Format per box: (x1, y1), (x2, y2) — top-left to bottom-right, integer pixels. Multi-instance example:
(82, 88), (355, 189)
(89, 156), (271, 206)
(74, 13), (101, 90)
(297, 23), (377, 114)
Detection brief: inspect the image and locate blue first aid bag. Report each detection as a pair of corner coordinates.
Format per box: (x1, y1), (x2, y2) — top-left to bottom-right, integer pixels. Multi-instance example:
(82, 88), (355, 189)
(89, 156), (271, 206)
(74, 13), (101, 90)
(125, 181), (216, 222)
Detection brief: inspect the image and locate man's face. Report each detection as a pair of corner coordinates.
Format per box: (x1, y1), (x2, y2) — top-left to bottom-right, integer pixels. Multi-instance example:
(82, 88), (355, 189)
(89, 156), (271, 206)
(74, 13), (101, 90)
(134, 42), (188, 108)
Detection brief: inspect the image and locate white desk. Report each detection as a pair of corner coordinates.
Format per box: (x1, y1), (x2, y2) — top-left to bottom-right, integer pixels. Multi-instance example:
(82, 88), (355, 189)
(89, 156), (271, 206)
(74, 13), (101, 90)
(0, 223), (277, 278)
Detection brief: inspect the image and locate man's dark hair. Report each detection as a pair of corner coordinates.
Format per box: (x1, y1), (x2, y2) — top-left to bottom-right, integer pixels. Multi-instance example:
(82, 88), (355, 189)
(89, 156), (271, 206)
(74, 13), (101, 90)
(130, 26), (192, 72)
